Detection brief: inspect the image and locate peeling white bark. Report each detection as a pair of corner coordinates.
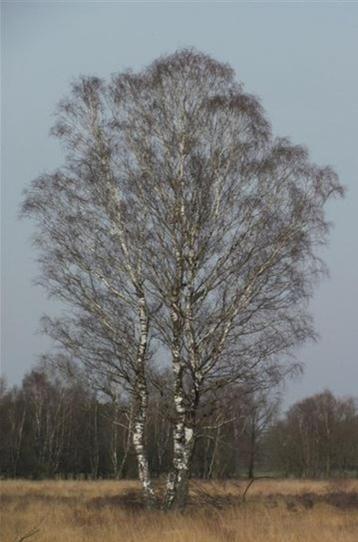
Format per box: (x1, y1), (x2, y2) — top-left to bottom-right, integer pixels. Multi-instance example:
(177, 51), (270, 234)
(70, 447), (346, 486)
(165, 324), (197, 509)
(131, 294), (156, 507)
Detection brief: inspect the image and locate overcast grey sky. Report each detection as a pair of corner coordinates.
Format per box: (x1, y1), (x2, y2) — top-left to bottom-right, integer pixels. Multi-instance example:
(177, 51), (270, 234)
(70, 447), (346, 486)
(1, 1), (357, 408)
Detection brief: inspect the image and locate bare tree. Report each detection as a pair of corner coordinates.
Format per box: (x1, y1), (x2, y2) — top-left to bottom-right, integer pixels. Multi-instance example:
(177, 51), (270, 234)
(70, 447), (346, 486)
(100, 380), (134, 479)
(107, 50), (342, 508)
(267, 390), (358, 477)
(22, 49), (343, 509)
(22, 76), (157, 505)
(0, 386), (26, 477)
(243, 391), (280, 479)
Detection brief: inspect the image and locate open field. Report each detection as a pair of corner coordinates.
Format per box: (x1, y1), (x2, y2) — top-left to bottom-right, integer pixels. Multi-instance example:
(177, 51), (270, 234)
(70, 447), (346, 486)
(1, 479), (358, 542)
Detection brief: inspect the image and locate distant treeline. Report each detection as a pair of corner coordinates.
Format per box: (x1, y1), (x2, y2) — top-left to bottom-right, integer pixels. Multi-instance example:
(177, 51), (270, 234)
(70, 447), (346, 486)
(1, 365), (357, 479)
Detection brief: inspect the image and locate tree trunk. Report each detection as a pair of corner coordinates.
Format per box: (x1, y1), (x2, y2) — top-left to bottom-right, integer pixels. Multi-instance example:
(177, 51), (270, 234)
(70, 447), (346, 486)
(132, 388), (156, 507)
(247, 415), (256, 479)
(132, 295), (156, 508)
(165, 421), (195, 511)
(248, 450), (255, 479)
(164, 354), (196, 510)
(233, 421), (241, 478)
(90, 398), (99, 479)
(164, 360), (198, 510)
(207, 426), (221, 480)
(117, 407), (133, 479)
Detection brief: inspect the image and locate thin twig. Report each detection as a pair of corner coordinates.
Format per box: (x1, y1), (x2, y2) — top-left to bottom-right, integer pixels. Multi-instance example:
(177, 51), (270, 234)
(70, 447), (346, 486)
(15, 516), (45, 542)
(15, 527), (40, 542)
(242, 475), (276, 503)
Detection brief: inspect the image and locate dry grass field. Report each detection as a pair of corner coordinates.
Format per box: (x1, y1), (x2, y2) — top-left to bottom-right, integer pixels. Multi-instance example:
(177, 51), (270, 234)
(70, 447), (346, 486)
(1, 479), (358, 542)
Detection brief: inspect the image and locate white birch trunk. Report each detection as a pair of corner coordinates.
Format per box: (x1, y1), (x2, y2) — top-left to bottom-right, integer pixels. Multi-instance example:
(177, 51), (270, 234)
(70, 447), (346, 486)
(132, 295), (156, 508)
(164, 308), (197, 510)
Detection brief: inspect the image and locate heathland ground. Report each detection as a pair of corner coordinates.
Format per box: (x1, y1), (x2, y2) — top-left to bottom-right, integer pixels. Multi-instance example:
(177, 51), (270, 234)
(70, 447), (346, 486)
(1, 479), (358, 542)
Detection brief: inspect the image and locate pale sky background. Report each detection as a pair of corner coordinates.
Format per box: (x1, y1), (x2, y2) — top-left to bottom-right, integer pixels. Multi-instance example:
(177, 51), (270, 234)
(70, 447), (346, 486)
(1, 1), (357, 410)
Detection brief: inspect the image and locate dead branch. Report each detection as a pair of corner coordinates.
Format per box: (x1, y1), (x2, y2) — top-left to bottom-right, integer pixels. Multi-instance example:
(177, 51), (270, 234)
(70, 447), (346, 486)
(242, 475), (276, 503)
(15, 526), (41, 542)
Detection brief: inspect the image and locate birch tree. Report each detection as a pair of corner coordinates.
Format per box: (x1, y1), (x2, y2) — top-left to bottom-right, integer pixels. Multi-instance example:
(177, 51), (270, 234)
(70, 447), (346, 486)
(23, 49), (343, 509)
(102, 50), (343, 508)
(22, 77), (157, 505)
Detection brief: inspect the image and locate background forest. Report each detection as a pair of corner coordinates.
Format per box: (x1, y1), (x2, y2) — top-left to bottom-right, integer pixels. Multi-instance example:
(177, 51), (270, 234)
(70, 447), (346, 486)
(1, 363), (357, 481)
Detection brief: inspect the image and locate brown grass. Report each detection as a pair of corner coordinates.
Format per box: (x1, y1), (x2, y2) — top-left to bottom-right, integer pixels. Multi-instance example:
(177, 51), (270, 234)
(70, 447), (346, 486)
(1, 479), (358, 542)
